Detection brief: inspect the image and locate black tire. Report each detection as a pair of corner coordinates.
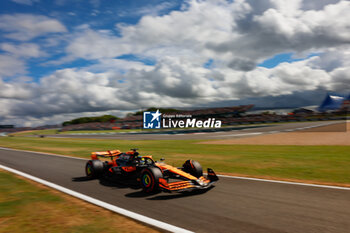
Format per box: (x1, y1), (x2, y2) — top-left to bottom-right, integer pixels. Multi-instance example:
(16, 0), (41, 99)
(85, 160), (104, 178)
(182, 160), (203, 178)
(140, 167), (163, 193)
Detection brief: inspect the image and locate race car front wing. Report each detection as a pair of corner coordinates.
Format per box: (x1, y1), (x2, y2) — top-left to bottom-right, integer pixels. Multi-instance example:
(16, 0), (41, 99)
(158, 168), (219, 192)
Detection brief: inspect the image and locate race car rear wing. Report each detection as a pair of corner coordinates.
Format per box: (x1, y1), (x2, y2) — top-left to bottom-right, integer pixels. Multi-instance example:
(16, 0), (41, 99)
(91, 150), (122, 160)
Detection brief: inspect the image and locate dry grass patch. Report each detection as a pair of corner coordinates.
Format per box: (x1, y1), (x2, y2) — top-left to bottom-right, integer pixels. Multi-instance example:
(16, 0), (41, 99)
(0, 170), (160, 233)
(30, 146), (83, 153)
(200, 123), (350, 145)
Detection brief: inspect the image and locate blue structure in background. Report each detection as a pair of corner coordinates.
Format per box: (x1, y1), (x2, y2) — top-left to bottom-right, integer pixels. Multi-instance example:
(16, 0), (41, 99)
(318, 93), (350, 112)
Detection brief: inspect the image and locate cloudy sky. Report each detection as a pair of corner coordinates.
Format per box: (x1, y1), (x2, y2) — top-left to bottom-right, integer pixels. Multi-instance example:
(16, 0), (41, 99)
(0, 0), (349, 126)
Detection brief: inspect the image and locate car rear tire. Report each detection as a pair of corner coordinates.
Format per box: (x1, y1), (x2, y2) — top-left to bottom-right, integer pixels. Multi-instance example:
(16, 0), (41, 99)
(182, 160), (203, 178)
(140, 167), (162, 193)
(85, 160), (104, 178)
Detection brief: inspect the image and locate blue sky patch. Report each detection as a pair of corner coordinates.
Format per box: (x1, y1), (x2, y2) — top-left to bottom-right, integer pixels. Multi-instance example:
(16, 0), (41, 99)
(258, 52), (321, 68)
(116, 54), (156, 66)
(28, 58), (97, 82)
(203, 58), (214, 69)
(0, 0), (180, 82)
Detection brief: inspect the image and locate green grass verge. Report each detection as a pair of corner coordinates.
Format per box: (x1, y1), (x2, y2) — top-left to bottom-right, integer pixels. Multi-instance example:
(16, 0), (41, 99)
(10, 128), (204, 136)
(11, 129), (60, 136)
(0, 136), (350, 185)
(10, 127), (234, 136)
(0, 170), (158, 233)
(10, 119), (347, 136)
(62, 129), (142, 134)
(10, 129), (143, 136)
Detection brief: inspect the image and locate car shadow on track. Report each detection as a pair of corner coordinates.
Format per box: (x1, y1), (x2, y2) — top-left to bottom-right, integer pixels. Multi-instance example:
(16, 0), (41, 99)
(124, 190), (159, 198)
(72, 176), (214, 200)
(72, 176), (140, 190)
(72, 176), (91, 182)
(125, 186), (214, 200)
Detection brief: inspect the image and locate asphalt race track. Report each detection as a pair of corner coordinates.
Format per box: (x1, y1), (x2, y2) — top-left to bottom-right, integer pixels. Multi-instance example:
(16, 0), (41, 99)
(43, 121), (346, 140)
(1, 148), (349, 233)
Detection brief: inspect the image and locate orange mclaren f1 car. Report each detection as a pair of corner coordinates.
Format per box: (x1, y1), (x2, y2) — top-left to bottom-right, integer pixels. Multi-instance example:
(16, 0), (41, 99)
(85, 149), (218, 193)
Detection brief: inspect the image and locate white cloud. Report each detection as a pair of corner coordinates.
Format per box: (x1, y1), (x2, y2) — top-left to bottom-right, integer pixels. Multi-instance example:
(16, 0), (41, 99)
(0, 55), (26, 77)
(133, 2), (178, 16)
(301, 0), (341, 10)
(83, 58), (154, 73)
(2, 0), (350, 126)
(0, 14), (67, 41)
(207, 0), (350, 68)
(65, 29), (129, 59)
(0, 42), (46, 80)
(66, 0), (233, 62)
(329, 67), (350, 91)
(11, 0), (39, 5)
(309, 48), (350, 71)
(65, 0), (350, 71)
(0, 79), (34, 99)
(117, 1), (178, 18)
(0, 43), (45, 58)
(2, 54), (337, 119)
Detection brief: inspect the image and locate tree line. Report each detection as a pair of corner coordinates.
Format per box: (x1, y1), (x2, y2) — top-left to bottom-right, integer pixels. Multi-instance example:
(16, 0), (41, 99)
(62, 115), (119, 126)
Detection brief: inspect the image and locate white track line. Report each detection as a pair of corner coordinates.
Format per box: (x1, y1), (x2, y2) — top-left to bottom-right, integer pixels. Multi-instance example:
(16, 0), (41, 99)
(216, 174), (350, 191)
(286, 122), (343, 132)
(210, 132), (262, 137)
(211, 121), (343, 138)
(0, 147), (87, 160)
(0, 164), (194, 233)
(1, 147), (349, 191)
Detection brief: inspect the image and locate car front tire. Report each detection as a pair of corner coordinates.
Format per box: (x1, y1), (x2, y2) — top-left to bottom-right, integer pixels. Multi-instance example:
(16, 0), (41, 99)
(140, 167), (163, 193)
